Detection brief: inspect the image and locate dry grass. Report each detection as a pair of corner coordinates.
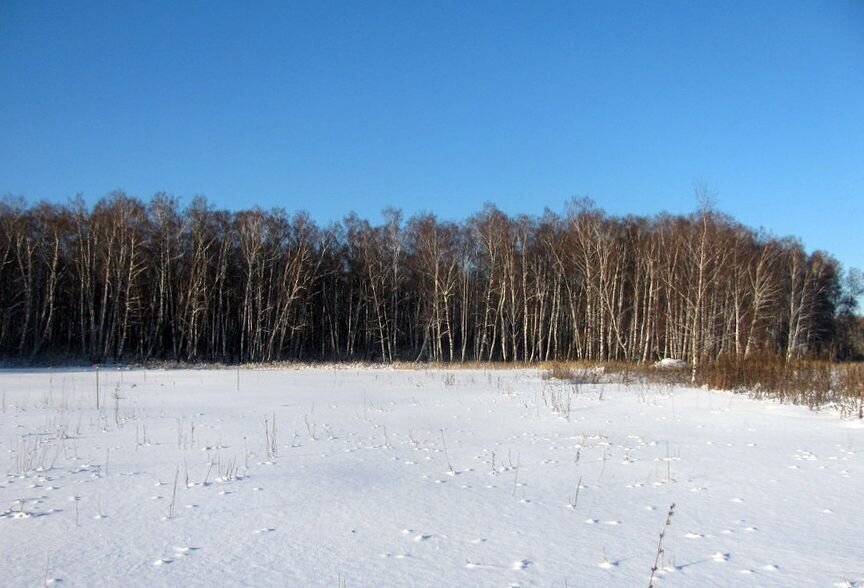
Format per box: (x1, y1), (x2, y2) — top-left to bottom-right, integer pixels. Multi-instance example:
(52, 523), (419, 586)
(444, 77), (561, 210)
(537, 355), (864, 415)
(693, 354), (864, 413)
(541, 361), (580, 381)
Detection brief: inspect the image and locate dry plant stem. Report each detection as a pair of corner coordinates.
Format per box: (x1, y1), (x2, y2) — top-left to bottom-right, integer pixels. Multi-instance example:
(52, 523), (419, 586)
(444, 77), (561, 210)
(42, 554), (50, 588)
(440, 429), (454, 474)
(600, 448), (607, 479)
(270, 413), (277, 457)
(648, 503), (676, 588)
(571, 475), (582, 508)
(203, 460), (213, 486)
(512, 453), (521, 497)
(265, 417), (272, 458)
(304, 415), (317, 441)
(113, 387), (120, 425)
(666, 442), (671, 482)
(168, 465), (179, 519)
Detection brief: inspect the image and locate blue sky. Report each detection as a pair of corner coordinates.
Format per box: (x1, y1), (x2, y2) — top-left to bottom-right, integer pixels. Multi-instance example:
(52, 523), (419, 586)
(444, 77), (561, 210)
(1, 0), (862, 275)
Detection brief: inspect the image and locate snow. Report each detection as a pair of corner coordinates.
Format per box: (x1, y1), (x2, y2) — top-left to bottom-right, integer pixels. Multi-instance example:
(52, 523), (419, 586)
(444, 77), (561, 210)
(1, 367), (862, 587)
(653, 358), (688, 369)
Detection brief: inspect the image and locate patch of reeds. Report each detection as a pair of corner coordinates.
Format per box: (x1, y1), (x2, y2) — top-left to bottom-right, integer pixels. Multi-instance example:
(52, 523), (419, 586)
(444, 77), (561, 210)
(694, 354), (864, 413)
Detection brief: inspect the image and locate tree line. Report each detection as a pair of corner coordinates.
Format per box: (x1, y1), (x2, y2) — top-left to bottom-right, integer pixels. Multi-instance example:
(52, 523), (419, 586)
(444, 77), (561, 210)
(0, 192), (857, 366)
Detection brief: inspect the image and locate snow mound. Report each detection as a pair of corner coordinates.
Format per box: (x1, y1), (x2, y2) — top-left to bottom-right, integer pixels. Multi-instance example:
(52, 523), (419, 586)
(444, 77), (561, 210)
(653, 358), (688, 369)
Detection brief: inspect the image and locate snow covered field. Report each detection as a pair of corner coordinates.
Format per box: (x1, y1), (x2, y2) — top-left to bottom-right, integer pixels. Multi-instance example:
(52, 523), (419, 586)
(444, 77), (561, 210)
(1, 367), (862, 587)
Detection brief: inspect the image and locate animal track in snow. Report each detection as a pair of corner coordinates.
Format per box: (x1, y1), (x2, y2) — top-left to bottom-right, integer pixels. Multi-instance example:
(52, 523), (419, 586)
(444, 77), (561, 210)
(173, 546), (200, 558)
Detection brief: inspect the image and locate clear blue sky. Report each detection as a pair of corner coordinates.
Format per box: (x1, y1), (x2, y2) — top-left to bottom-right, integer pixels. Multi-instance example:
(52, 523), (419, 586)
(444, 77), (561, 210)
(1, 0), (862, 275)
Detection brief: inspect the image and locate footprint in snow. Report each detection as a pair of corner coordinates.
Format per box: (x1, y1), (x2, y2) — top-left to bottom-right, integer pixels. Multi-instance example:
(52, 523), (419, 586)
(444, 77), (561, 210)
(711, 552), (730, 562)
(152, 559), (173, 566)
(684, 532), (704, 539)
(512, 559), (532, 570)
(762, 564), (779, 571)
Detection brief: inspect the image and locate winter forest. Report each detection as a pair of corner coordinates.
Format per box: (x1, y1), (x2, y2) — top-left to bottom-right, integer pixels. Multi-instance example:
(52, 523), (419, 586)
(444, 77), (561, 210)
(1, 192), (856, 366)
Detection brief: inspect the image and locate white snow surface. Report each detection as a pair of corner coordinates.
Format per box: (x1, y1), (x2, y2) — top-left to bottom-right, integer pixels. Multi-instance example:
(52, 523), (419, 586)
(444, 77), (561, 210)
(653, 358), (688, 370)
(1, 367), (862, 587)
